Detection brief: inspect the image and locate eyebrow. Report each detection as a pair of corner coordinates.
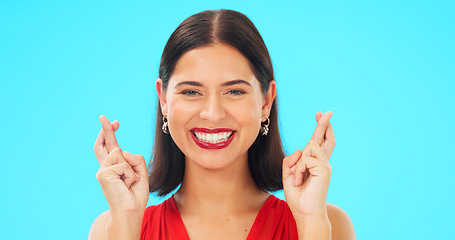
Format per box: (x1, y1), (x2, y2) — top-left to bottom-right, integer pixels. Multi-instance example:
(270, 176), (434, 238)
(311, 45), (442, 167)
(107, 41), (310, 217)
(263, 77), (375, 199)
(222, 79), (252, 87)
(175, 79), (252, 88)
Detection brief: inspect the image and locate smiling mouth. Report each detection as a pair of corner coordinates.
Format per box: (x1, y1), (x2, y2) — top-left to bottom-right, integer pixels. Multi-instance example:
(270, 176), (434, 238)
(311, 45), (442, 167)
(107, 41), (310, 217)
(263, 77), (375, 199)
(192, 131), (234, 143)
(190, 128), (236, 149)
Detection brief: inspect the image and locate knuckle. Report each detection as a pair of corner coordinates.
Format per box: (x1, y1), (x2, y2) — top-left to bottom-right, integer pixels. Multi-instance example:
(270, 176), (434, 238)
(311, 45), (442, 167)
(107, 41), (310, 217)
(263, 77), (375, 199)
(309, 139), (319, 147)
(120, 161), (130, 167)
(299, 158), (308, 168)
(119, 162), (132, 170)
(108, 148), (123, 159)
(105, 154), (114, 162)
(112, 146), (122, 152)
(95, 169), (104, 180)
(93, 144), (103, 155)
(325, 163), (332, 172)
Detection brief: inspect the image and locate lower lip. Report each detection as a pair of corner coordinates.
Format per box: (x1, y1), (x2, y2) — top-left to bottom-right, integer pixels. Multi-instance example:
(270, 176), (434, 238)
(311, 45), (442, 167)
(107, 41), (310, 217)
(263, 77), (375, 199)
(191, 132), (236, 149)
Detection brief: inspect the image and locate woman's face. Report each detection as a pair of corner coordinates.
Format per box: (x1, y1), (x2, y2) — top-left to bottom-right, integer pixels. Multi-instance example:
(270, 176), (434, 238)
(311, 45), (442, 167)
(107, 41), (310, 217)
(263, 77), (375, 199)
(157, 43), (275, 170)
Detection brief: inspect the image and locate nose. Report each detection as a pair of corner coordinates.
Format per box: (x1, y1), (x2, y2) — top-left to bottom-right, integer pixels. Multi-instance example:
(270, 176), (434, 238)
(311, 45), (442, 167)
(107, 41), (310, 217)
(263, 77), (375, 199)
(199, 95), (226, 122)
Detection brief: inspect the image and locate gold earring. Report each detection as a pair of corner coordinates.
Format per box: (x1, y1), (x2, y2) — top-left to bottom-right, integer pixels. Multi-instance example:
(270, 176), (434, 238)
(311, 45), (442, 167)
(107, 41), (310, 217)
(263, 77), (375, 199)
(260, 116), (270, 136)
(162, 115), (169, 134)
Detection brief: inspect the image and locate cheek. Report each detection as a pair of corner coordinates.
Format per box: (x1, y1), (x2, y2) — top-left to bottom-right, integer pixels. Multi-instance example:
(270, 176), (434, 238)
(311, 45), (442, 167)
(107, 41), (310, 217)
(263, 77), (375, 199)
(168, 99), (199, 118)
(166, 99), (198, 137)
(228, 99), (262, 131)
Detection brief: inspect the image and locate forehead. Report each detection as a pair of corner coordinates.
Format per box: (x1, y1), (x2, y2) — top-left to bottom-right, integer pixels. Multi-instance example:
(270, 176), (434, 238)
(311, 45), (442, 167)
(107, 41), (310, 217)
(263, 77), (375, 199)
(170, 43), (258, 86)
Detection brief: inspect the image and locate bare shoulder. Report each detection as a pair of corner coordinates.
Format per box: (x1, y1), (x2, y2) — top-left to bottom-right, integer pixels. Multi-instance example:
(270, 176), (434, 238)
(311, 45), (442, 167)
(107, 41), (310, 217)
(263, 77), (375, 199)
(88, 210), (110, 240)
(326, 203), (356, 240)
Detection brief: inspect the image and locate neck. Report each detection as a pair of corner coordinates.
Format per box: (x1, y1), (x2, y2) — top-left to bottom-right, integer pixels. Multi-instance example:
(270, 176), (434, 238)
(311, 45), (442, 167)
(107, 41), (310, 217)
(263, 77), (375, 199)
(174, 156), (270, 215)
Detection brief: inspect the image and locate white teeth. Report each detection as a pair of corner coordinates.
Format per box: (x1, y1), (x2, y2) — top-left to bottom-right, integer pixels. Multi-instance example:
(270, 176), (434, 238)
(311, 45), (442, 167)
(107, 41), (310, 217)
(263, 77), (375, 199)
(193, 131), (233, 143)
(212, 134), (219, 142)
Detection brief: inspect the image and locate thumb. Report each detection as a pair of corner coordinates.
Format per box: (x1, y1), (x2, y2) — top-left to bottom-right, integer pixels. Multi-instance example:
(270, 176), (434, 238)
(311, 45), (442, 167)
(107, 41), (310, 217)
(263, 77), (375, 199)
(123, 152), (148, 180)
(282, 149), (302, 177)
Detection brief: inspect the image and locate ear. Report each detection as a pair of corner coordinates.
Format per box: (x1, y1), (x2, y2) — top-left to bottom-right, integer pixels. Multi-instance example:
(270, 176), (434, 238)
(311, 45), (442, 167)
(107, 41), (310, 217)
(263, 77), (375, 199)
(262, 81), (277, 117)
(156, 78), (168, 116)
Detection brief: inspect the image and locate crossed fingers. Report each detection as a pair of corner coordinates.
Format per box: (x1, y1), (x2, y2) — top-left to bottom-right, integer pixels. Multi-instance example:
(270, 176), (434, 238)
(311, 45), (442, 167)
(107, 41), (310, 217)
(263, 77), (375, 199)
(283, 111), (335, 187)
(94, 115), (120, 165)
(310, 111), (335, 159)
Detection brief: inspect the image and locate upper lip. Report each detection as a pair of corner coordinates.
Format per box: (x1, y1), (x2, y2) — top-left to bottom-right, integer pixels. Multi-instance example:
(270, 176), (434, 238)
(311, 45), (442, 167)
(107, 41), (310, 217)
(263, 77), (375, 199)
(190, 128), (235, 133)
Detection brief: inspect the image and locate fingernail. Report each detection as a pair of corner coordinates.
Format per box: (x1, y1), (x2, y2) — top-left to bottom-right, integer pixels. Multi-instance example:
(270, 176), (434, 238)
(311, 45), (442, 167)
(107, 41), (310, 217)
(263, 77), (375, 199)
(123, 151), (131, 156)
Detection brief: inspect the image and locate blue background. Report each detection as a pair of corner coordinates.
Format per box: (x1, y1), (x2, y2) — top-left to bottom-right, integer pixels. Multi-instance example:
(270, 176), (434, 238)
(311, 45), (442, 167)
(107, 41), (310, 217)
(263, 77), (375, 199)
(1, 0), (454, 239)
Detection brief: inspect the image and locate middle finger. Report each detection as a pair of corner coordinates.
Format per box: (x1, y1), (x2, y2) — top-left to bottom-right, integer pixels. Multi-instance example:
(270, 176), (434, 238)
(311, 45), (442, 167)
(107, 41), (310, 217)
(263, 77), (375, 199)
(321, 121), (335, 159)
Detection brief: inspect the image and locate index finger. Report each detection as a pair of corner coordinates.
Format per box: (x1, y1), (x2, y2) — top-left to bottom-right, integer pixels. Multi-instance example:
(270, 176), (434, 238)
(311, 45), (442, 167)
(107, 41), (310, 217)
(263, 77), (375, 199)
(311, 111), (333, 146)
(99, 115), (119, 153)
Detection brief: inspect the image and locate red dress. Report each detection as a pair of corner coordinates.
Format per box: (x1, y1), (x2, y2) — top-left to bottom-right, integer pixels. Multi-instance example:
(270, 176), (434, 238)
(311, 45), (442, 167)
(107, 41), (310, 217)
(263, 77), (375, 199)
(140, 195), (298, 240)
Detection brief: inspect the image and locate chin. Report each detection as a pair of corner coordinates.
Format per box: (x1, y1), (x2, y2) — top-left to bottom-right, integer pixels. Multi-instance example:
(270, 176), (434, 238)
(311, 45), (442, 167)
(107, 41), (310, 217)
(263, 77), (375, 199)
(184, 146), (251, 171)
(185, 152), (237, 170)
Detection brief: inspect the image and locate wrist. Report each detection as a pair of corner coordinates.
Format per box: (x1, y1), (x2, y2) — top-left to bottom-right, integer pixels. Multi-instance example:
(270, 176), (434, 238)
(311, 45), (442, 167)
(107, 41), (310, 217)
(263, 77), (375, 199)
(106, 210), (144, 240)
(295, 216), (332, 240)
(110, 207), (145, 218)
(289, 205), (328, 221)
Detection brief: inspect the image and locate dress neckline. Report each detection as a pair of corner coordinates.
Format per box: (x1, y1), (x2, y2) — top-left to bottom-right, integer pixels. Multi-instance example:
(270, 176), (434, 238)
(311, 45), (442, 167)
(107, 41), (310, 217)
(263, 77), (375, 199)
(169, 194), (276, 240)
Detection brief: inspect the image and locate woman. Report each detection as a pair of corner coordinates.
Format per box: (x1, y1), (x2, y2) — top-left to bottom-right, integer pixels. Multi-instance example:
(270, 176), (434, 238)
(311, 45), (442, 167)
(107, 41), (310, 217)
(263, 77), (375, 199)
(89, 9), (355, 240)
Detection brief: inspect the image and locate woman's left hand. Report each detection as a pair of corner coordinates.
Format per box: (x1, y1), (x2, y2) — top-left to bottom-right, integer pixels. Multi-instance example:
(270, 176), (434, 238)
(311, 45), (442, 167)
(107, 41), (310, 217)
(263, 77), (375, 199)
(283, 111), (335, 220)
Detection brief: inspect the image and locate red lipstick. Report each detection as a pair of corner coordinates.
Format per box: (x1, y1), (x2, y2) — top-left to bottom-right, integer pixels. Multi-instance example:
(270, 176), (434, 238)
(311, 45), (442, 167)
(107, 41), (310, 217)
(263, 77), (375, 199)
(191, 128), (235, 149)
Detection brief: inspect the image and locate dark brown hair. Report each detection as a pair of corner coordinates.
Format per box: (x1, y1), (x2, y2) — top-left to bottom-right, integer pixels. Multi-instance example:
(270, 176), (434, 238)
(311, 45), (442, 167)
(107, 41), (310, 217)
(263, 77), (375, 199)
(148, 9), (285, 196)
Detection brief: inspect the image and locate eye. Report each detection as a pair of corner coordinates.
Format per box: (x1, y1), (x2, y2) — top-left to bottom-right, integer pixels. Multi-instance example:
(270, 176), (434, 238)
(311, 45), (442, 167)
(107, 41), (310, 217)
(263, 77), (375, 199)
(180, 90), (201, 96)
(227, 89), (246, 95)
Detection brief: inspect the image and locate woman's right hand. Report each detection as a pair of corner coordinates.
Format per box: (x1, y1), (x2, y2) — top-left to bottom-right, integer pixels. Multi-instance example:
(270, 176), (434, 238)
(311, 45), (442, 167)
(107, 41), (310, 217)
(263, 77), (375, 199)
(94, 115), (149, 214)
